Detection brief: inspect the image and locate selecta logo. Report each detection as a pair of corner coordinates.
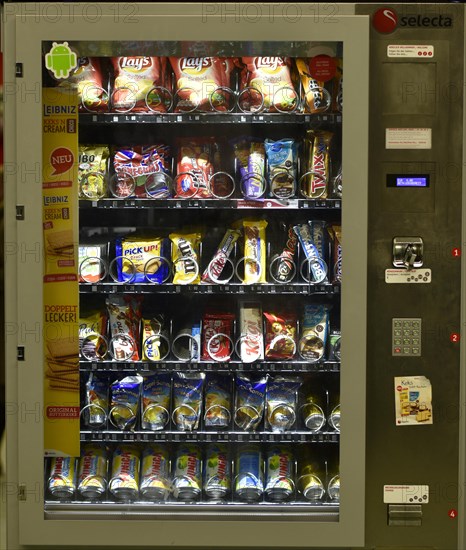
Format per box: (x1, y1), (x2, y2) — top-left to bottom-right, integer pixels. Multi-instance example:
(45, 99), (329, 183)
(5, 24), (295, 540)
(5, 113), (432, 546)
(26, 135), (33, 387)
(119, 57), (152, 72)
(181, 57), (212, 73)
(372, 7), (452, 33)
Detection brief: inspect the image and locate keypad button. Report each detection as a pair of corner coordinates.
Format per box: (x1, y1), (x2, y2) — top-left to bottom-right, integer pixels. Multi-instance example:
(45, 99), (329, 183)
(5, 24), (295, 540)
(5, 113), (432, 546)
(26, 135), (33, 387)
(412, 347), (420, 354)
(394, 347), (402, 354)
(403, 321), (411, 328)
(412, 330), (419, 337)
(394, 330), (402, 337)
(412, 320), (421, 328)
(394, 339), (402, 346)
(403, 339), (411, 345)
(412, 339), (419, 346)
(394, 321), (402, 328)
(403, 347), (411, 354)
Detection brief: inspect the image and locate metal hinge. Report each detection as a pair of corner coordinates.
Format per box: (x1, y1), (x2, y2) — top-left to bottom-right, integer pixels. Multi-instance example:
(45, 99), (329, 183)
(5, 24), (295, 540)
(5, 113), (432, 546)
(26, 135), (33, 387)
(16, 205), (24, 220)
(18, 484), (26, 501)
(15, 62), (23, 77)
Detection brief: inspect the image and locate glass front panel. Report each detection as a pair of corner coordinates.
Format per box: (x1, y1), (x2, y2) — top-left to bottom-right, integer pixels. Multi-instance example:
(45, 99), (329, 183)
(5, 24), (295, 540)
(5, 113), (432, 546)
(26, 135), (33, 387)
(42, 40), (342, 520)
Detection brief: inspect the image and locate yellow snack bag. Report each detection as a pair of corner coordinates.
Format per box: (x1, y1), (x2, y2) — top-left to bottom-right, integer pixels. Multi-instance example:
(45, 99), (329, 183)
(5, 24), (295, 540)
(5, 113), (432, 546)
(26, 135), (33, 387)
(170, 231), (202, 284)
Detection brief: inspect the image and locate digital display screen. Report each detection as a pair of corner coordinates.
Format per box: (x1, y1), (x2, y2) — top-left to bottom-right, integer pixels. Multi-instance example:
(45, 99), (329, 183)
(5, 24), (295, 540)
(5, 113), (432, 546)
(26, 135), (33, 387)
(387, 174), (430, 188)
(396, 177), (427, 187)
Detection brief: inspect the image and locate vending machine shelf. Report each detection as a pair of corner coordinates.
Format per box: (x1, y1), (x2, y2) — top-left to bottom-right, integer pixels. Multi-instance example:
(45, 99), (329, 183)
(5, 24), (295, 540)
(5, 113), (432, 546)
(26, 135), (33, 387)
(79, 112), (342, 126)
(79, 360), (341, 373)
(79, 431), (340, 443)
(79, 282), (340, 295)
(79, 198), (342, 210)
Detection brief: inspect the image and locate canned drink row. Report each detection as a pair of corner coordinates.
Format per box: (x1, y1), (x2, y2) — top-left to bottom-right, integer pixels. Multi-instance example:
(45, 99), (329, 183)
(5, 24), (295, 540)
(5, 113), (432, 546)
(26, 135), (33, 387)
(81, 370), (340, 434)
(47, 443), (340, 504)
(80, 298), (340, 364)
(79, 220), (341, 286)
(78, 133), (340, 201)
(52, 56), (341, 115)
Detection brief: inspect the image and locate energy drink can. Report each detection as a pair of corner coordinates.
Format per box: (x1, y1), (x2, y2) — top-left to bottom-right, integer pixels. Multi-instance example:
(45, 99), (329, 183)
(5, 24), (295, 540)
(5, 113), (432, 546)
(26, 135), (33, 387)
(140, 445), (171, 501)
(265, 447), (294, 502)
(235, 445), (264, 502)
(204, 444), (231, 501)
(300, 385), (326, 432)
(328, 472), (340, 501)
(172, 445), (202, 501)
(109, 445), (140, 501)
(48, 456), (77, 499)
(297, 457), (325, 501)
(328, 403), (341, 431)
(77, 444), (108, 500)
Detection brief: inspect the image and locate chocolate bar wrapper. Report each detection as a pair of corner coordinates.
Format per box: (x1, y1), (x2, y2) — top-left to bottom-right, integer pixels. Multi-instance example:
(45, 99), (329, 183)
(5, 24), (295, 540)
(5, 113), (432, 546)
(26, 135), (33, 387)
(243, 220), (268, 284)
(202, 228), (241, 284)
(265, 138), (297, 199)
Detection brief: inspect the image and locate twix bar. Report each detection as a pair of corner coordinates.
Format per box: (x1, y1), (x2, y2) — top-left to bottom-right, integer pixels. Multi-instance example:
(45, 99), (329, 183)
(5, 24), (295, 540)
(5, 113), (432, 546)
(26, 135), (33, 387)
(301, 130), (333, 199)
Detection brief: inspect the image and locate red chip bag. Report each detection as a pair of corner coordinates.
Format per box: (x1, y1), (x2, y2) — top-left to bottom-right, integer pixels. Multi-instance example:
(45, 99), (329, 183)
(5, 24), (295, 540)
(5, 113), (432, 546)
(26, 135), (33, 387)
(237, 57), (298, 112)
(111, 57), (168, 113)
(176, 137), (215, 198)
(170, 57), (233, 112)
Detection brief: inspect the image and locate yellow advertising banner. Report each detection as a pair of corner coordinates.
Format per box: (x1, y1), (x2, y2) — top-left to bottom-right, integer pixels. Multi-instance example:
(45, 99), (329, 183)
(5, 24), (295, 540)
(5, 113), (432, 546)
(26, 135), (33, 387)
(42, 88), (80, 457)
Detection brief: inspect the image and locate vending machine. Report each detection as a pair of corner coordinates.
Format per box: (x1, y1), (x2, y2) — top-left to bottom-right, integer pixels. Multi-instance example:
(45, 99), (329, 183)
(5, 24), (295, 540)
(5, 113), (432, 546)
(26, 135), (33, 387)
(3, 3), (464, 549)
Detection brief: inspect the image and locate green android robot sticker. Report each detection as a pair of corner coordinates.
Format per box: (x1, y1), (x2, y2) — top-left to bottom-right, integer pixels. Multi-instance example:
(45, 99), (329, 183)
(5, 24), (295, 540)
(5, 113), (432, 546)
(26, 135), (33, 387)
(45, 42), (77, 79)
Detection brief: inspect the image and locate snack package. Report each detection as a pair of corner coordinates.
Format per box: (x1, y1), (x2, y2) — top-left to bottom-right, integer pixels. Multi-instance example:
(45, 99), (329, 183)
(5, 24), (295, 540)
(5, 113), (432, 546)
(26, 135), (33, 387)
(106, 295), (141, 361)
(204, 374), (232, 429)
(309, 221), (329, 281)
(111, 56), (168, 112)
(201, 311), (235, 361)
(239, 304), (264, 362)
(328, 225), (342, 283)
(269, 224), (297, 283)
(79, 310), (108, 360)
(264, 312), (297, 360)
(169, 57), (233, 112)
(293, 223), (327, 283)
(232, 138), (266, 199)
(243, 220), (268, 284)
(83, 373), (109, 427)
(113, 144), (172, 198)
(109, 375), (143, 431)
(332, 58), (343, 112)
(237, 57), (298, 112)
(296, 58), (332, 114)
(115, 236), (169, 284)
(172, 372), (205, 431)
(54, 57), (108, 112)
(265, 376), (302, 431)
(141, 372), (171, 431)
(141, 316), (169, 361)
(169, 231), (202, 285)
(78, 145), (109, 199)
(300, 130), (333, 199)
(234, 374), (267, 431)
(265, 139), (298, 199)
(79, 243), (108, 283)
(202, 228), (241, 284)
(176, 138), (215, 198)
(299, 305), (330, 362)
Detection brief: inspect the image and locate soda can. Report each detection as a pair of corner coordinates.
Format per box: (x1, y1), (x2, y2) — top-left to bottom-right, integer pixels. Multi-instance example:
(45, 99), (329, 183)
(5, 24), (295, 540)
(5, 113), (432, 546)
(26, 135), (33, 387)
(301, 391), (326, 433)
(234, 445), (264, 502)
(329, 403), (341, 432)
(109, 445), (140, 501)
(204, 444), (231, 501)
(48, 456), (77, 499)
(265, 447), (294, 502)
(140, 445), (171, 501)
(172, 444), (202, 501)
(297, 458), (325, 501)
(77, 444), (107, 500)
(328, 473), (340, 501)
